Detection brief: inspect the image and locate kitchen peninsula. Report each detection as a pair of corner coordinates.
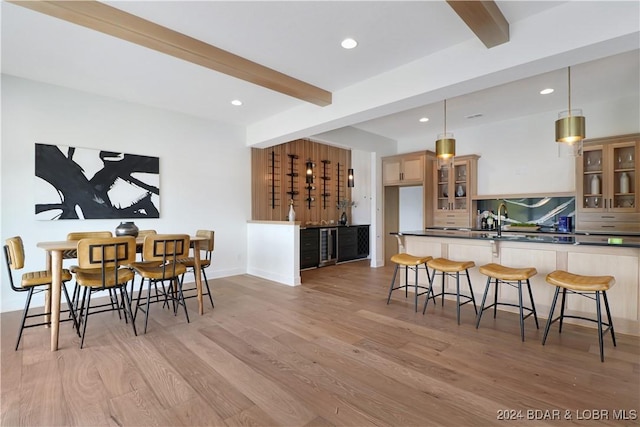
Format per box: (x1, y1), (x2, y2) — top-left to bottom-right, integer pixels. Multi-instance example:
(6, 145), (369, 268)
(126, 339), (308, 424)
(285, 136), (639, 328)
(395, 229), (640, 335)
(246, 220), (370, 287)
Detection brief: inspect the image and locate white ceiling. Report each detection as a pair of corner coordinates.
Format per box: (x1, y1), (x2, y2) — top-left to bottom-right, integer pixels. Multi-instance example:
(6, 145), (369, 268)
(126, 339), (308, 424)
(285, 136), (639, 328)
(1, 1), (638, 147)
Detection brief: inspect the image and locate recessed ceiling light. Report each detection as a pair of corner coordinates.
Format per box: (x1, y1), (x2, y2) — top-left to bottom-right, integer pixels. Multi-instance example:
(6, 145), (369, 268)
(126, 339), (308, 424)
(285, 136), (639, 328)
(419, 117), (429, 123)
(341, 38), (358, 49)
(540, 88), (554, 95)
(231, 99), (243, 106)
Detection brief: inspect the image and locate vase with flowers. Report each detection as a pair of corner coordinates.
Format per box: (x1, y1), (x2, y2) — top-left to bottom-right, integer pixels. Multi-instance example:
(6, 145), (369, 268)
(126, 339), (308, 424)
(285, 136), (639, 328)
(337, 198), (356, 225)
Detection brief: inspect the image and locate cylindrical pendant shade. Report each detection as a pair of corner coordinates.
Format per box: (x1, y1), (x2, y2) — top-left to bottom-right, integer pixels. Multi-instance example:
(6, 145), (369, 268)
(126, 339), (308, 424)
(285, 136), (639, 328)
(436, 133), (455, 158)
(555, 109), (585, 144)
(347, 168), (354, 187)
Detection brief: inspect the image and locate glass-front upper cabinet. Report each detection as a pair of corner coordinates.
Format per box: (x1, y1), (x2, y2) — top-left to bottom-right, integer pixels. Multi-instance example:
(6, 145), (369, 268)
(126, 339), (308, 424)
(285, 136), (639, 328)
(612, 144), (636, 210)
(436, 161), (468, 211)
(581, 146), (605, 211)
(578, 137), (638, 213)
(433, 155), (479, 228)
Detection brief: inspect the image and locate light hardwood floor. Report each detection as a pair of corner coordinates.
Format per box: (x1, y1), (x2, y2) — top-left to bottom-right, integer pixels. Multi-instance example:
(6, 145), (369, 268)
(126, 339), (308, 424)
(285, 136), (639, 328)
(1, 261), (639, 426)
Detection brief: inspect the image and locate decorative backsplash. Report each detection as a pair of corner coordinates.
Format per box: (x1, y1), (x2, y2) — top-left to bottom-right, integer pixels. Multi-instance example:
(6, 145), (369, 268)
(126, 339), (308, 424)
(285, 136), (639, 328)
(477, 196), (575, 227)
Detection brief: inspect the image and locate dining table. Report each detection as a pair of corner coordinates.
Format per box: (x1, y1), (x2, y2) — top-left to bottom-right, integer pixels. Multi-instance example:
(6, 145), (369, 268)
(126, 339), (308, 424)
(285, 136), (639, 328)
(37, 234), (208, 351)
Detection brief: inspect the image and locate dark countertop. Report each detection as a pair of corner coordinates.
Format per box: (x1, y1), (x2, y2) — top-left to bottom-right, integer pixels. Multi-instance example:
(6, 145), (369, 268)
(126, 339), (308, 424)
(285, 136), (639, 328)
(394, 229), (640, 249)
(301, 224), (370, 229)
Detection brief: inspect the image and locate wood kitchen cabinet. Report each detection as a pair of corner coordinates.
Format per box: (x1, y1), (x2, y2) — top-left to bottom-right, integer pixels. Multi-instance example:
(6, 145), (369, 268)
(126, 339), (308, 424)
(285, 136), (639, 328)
(382, 152), (425, 186)
(432, 155), (479, 228)
(576, 134), (639, 232)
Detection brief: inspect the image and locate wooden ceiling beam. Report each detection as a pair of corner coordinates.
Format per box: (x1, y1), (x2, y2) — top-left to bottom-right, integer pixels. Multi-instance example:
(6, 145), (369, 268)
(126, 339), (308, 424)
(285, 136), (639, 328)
(446, 0), (509, 48)
(10, 0), (332, 106)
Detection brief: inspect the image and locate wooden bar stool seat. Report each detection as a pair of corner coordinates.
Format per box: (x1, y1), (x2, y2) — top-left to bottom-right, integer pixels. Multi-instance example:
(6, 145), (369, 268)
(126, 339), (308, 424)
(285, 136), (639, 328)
(423, 258), (477, 324)
(476, 263), (539, 341)
(386, 254), (433, 312)
(542, 270), (616, 362)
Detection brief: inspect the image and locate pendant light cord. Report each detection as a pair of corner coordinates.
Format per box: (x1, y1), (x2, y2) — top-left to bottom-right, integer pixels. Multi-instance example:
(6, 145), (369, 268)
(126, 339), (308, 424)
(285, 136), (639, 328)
(567, 66), (572, 117)
(443, 99), (447, 134)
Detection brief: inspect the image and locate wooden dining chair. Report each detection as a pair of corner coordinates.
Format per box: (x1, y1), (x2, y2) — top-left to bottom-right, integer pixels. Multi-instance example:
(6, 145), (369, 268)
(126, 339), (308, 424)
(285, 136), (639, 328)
(74, 236), (138, 348)
(130, 234), (190, 333)
(4, 236), (79, 350)
(178, 229), (215, 308)
(66, 231), (115, 317)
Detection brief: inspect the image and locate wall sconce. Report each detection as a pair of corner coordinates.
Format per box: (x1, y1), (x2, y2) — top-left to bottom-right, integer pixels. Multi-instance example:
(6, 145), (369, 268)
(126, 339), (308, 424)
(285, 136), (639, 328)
(347, 168), (354, 187)
(305, 160), (314, 184)
(305, 159), (314, 209)
(555, 66), (585, 157)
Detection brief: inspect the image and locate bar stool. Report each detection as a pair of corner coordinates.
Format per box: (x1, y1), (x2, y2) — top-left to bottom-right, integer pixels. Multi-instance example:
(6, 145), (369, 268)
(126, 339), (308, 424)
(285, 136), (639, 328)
(386, 253), (433, 312)
(423, 258), (477, 324)
(542, 270), (616, 362)
(476, 263), (539, 341)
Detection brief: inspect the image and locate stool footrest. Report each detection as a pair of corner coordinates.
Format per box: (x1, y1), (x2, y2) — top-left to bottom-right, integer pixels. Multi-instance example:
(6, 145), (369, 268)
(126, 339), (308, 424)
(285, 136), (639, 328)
(547, 314), (613, 334)
(479, 302), (537, 321)
(428, 291), (475, 306)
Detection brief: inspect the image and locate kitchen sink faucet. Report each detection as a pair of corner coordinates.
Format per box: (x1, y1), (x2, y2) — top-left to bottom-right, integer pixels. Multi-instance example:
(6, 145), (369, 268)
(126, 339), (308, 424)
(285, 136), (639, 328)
(497, 202), (508, 237)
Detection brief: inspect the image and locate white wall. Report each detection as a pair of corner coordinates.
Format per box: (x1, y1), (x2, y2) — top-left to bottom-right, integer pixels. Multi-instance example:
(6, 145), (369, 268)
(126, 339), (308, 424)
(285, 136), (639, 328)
(398, 95), (640, 195)
(1, 75), (250, 312)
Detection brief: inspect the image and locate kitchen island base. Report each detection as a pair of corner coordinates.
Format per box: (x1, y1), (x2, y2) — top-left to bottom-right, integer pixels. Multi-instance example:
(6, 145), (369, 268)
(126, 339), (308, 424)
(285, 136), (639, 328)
(400, 233), (639, 336)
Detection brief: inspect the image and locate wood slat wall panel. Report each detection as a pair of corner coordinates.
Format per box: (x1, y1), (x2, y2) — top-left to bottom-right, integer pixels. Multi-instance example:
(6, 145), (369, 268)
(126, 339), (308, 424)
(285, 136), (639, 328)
(252, 140), (351, 224)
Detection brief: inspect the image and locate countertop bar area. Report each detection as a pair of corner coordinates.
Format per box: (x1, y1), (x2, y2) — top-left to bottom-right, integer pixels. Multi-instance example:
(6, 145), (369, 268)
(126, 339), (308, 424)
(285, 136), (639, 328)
(395, 229), (640, 336)
(401, 228), (640, 248)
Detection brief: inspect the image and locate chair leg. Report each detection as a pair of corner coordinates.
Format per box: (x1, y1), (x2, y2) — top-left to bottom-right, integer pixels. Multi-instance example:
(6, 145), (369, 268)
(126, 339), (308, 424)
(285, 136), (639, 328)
(602, 291), (616, 347)
(386, 264), (400, 304)
(62, 283), (80, 337)
(69, 282), (80, 319)
(423, 269), (438, 314)
(559, 288), (567, 333)
(542, 286), (561, 345)
(404, 266), (408, 298)
(15, 288), (35, 351)
(120, 285), (137, 337)
(143, 280), (152, 334)
(440, 271), (445, 307)
(526, 279), (539, 329)
(475, 276), (492, 329)
(465, 269), (477, 314)
(595, 290), (605, 362)
(202, 268), (215, 308)
(492, 278), (499, 319)
(134, 277), (148, 323)
(455, 271), (461, 325)
(176, 277), (190, 323)
(79, 287), (92, 349)
(109, 288), (122, 320)
(414, 264), (419, 312)
(517, 280), (525, 342)
(423, 264), (435, 305)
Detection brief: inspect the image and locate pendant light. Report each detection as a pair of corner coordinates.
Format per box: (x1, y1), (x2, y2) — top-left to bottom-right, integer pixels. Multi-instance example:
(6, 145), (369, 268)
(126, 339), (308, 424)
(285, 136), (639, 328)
(347, 168), (354, 187)
(555, 66), (585, 156)
(435, 99), (455, 168)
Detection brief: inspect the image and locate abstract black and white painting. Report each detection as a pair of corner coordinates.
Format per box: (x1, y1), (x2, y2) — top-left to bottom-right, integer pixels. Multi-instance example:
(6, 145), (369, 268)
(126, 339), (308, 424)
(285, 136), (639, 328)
(35, 143), (160, 220)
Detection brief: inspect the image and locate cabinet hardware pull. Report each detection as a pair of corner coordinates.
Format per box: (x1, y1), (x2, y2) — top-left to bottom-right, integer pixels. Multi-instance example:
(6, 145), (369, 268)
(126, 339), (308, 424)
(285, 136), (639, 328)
(601, 216), (615, 219)
(601, 225), (615, 228)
